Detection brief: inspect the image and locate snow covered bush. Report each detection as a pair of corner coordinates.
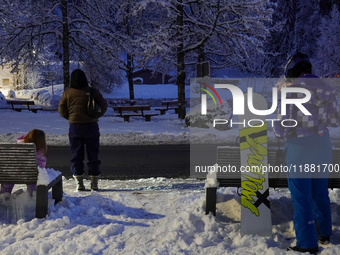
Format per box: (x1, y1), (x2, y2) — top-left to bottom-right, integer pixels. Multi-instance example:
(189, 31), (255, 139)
(14, 86), (62, 108)
(0, 91), (7, 108)
(7, 90), (15, 98)
(185, 99), (232, 130)
(36, 92), (61, 108)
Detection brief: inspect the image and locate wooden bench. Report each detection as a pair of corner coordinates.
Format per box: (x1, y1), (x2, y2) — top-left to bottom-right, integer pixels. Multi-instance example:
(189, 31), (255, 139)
(205, 146), (340, 215)
(6, 100), (43, 113)
(0, 143), (63, 219)
(155, 101), (182, 115)
(113, 105), (158, 122)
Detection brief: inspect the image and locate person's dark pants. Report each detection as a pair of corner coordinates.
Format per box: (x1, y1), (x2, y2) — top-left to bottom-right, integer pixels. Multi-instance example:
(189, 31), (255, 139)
(285, 133), (332, 249)
(69, 122), (101, 176)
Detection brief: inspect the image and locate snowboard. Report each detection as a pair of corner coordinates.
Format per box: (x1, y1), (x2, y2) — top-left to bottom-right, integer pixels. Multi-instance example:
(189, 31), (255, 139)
(238, 92), (272, 237)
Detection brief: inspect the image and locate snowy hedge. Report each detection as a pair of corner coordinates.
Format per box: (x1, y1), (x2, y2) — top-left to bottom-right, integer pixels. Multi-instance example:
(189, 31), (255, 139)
(0, 91), (7, 108)
(15, 86), (62, 108)
(185, 99), (232, 130)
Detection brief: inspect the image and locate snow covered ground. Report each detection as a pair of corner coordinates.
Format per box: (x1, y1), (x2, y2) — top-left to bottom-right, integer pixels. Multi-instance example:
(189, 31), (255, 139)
(1, 82), (340, 147)
(0, 83), (195, 146)
(1, 82), (340, 254)
(1, 179), (340, 254)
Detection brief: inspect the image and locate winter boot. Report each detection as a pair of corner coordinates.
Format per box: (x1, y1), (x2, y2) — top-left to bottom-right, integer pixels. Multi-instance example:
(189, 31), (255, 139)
(287, 246), (318, 254)
(90, 176), (99, 191)
(315, 220), (331, 245)
(73, 175), (85, 191)
(318, 235), (331, 245)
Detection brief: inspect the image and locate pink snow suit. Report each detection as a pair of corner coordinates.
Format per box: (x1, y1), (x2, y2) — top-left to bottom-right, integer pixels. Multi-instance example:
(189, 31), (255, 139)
(0, 135), (47, 195)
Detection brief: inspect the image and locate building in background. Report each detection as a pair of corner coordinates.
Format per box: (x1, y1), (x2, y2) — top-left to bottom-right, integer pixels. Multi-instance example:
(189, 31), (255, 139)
(132, 68), (174, 85)
(0, 64), (26, 90)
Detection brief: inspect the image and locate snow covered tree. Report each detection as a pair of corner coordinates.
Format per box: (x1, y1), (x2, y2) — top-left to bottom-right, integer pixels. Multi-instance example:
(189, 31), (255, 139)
(139, 0), (273, 119)
(25, 66), (43, 89)
(102, 0), (159, 99)
(294, 0), (321, 58)
(254, 0), (296, 77)
(315, 6), (340, 77)
(0, 0), (121, 90)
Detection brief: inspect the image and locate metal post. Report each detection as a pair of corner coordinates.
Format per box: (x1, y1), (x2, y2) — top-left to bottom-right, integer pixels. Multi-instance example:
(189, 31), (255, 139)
(52, 178), (63, 204)
(205, 187), (217, 216)
(36, 185), (48, 218)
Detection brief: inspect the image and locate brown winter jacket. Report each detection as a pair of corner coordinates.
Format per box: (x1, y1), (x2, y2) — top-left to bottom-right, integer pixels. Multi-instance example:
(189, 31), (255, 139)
(58, 87), (108, 124)
(58, 69), (108, 124)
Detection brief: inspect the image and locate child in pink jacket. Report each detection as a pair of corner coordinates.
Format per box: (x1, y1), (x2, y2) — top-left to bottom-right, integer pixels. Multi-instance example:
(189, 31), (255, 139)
(1, 129), (47, 196)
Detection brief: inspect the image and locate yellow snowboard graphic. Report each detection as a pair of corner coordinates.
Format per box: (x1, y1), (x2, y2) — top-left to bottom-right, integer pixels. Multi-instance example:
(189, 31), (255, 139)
(238, 93), (272, 237)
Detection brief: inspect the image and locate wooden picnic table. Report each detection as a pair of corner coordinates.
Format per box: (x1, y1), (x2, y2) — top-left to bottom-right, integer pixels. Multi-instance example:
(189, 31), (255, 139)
(155, 100), (186, 115)
(113, 105), (158, 122)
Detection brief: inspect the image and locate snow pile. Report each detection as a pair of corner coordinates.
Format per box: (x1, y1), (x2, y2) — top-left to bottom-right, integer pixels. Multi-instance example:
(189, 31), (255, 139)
(0, 190), (36, 224)
(185, 99), (232, 130)
(0, 179), (340, 254)
(37, 167), (62, 185)
(205, 164), (220, 188)
(14, 86), (63, 108)
(0, 88), (15, 99)
(0, 91), (7, 108)
(31, 89), (61, 108)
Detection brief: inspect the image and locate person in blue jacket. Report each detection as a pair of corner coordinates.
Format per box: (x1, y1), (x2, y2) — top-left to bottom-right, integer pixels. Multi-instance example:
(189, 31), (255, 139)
(273, 53), (340, 254)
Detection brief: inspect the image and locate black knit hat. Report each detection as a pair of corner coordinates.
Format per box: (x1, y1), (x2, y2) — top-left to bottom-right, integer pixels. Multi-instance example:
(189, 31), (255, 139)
(284, 53), (312, 81)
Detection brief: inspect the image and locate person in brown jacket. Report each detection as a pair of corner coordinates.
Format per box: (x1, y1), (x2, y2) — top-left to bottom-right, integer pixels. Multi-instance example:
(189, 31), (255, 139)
(58, 69), (107, 191)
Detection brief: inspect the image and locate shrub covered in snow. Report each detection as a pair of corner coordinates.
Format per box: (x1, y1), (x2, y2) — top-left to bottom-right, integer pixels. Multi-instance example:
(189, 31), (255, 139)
(14, 86), (62, 108)
(7, 90), (15, 98)
(32, 90), (61, 108)
(39, 94), (61, 108)
(185, 99), (232, 130)
(0, 91), (7, 108)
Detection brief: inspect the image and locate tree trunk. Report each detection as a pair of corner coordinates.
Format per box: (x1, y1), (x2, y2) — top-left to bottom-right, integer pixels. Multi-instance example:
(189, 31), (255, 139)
(127, 53), (134, 100)
(125, 4), (134, 100)
(61, 0), (70, 90)
(176, 1), (186, 119)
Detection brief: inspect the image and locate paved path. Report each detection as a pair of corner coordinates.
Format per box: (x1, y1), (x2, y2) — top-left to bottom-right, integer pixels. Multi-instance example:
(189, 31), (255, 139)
(47, 142), (307, 180)
(47, 145), (206, 180)
(47, 144), (224, 180)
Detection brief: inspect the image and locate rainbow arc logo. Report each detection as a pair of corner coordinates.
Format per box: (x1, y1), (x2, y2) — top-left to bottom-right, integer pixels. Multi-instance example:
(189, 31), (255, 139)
(200, 83), (222, 115)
